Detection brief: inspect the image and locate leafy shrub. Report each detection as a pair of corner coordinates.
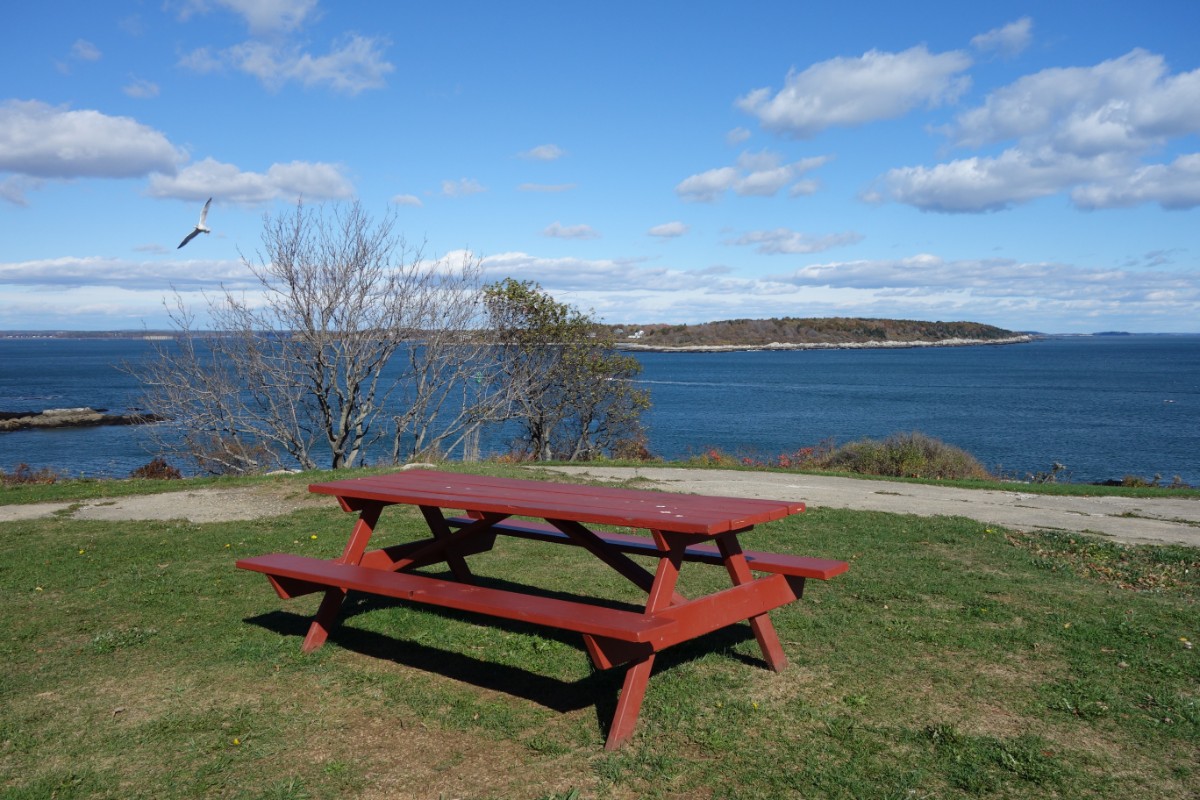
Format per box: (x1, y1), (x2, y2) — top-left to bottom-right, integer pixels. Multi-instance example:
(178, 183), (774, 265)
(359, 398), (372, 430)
(684, 448), (742, 468)
(683, 433), (991, 480)
(611, 434), (656, 462)
(1120, 473), (1161, 488)
(0, 463), (59, 485)
(129, 457), (182, 480)
(822, 432), (993, 480)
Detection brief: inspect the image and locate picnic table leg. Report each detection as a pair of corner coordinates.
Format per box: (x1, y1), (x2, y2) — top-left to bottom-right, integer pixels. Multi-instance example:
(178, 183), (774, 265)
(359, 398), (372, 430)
(604, 530), (685, 749)
(419, 506), (475, 582)
(716, 533), (788, 672)
(301, 504), (382, 653)
(606, 656), (654, 749)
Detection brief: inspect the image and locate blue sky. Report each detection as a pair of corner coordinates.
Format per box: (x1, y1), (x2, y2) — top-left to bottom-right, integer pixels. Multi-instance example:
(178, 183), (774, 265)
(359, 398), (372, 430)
(2, 1), (1198, 333)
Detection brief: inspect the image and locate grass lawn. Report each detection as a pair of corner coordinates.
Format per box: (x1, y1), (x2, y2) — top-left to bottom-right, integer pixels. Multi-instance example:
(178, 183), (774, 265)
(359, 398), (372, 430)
(1, 466), (1196, 799)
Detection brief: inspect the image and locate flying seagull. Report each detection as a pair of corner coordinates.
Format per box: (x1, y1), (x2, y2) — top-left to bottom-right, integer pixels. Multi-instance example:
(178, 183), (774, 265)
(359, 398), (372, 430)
(177, 197), (212, 249)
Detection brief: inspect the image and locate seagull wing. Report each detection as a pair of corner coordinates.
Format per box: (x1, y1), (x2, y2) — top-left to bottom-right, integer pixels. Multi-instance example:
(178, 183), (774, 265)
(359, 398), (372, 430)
(178, 228), (201, 249)
(197, 197), (212, 226)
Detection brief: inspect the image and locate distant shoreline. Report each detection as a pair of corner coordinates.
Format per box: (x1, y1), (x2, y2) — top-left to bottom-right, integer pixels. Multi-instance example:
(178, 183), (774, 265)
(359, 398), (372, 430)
(617, 335), (1036, 353)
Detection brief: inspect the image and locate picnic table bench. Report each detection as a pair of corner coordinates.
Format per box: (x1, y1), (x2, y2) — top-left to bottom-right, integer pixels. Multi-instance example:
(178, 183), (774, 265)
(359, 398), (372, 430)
(237, 470), (848, 749)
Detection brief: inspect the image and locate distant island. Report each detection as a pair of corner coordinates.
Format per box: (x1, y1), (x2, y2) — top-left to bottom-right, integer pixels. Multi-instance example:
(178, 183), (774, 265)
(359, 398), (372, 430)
(610, 317), (1034, 352)
(0, 407), (162, 433)
(0, 320), (1035, 352)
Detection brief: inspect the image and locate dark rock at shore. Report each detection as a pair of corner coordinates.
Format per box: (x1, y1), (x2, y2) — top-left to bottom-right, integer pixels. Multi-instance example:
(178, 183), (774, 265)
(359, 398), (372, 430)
(0, 407), (163, 432)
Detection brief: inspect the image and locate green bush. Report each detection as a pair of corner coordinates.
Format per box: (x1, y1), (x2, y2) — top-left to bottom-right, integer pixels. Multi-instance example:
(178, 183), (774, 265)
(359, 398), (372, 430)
(682, 432), (993, 481)
(823, 431), (993, 480)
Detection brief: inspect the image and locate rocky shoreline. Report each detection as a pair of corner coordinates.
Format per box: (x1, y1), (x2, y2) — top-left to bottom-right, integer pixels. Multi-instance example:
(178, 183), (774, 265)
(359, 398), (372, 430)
(0, 407), (162, 432)
(617, 335), (1036, 353)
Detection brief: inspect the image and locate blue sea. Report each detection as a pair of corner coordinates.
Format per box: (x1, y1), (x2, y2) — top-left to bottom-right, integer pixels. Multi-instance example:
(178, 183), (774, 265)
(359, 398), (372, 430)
(1, 335), (1197, 485)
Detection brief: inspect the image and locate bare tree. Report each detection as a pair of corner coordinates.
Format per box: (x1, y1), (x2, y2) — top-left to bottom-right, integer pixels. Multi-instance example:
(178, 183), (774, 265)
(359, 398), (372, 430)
(387, 251), (500, 462)
(136, 201), (485, 473)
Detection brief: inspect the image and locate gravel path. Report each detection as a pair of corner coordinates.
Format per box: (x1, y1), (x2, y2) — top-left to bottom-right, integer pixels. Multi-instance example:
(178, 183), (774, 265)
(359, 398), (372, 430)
(0, 484), (327, 525)
(3, 468), (1197, 549)
(542, 467), (1200, 548)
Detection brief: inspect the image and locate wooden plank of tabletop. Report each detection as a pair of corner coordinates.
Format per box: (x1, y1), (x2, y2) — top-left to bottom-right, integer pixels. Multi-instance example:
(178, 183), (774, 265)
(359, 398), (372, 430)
(310, 471), (804, 535)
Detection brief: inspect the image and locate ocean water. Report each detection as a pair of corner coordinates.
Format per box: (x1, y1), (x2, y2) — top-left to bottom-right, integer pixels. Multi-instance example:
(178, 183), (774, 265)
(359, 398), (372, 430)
(1, 335), (1197, 484)
(633, 335), (1199, 485)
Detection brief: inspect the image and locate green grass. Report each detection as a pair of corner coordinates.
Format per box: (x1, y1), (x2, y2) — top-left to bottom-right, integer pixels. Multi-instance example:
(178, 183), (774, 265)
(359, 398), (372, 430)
(1, 467), (1197, 798)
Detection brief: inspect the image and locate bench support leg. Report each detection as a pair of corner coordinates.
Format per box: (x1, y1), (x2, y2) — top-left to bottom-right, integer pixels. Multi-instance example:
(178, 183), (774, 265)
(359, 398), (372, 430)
(603, 530), (687, 748)
(606, 655), (655, 750)
(302, 588), (346, 653)
(717, 533), (788, 672)
(301, 504), (381, 652)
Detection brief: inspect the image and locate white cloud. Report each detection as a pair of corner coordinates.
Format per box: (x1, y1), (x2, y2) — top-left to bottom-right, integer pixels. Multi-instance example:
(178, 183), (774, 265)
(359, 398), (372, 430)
(176, 0), (319, 33)
(736, 166), (795, 196)
(543, 222), (600, 240)
(648, 221), (690, 238)
(737, 46), (972, 138)
(675, 166), (739, 203)
(223, 0), (319, 32)
(71, 39), (102, 61)
(147, 157), (354, 203)
(518, 183), (577, 192)
(123, 78), (160, 99)
(7, 247), (1189, 332)
(0, 100), (184, 180)
(479, 251), (676, 294)
(1072, 153), (1200, 210)
(676, 151), (829, 202)
(971, 17), (1032, 57)
(878, 49), (1200, 212)
(726, 127), (751, 146)
(877, 147), (1127, 212)
(519, 144), (566, 161)
(180, 34), (393, 94)
(789, 179), (820, 197)
(469, 250), (1199, 331)
(178, 47), (224, 73)
(391, 193), (423, 207)
(0, 255), (250, 290)
(731, 228), (863, 254)
(781, 254), (1144, 301)
(952, 50), (1200, 154)
(441, 177), (485, 197)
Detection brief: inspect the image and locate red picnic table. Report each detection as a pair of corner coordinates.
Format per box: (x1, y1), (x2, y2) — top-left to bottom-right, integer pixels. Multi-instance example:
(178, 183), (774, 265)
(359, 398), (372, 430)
(237, 470), (848, 749)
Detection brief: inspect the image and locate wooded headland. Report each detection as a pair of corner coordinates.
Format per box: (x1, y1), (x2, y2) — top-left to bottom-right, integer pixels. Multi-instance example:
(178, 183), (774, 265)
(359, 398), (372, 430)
(610, 317), (1031, 351)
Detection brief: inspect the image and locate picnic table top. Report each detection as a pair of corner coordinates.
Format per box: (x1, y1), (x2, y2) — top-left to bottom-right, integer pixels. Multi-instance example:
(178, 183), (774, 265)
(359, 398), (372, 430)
(309, 470), (804, 536)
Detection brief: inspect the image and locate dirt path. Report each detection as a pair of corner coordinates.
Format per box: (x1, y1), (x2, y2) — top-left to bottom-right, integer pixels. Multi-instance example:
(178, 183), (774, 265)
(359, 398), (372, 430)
(3, 467), (1197, 548)
(0, 483), (328, 525)
(542, 467), (1200, 548)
